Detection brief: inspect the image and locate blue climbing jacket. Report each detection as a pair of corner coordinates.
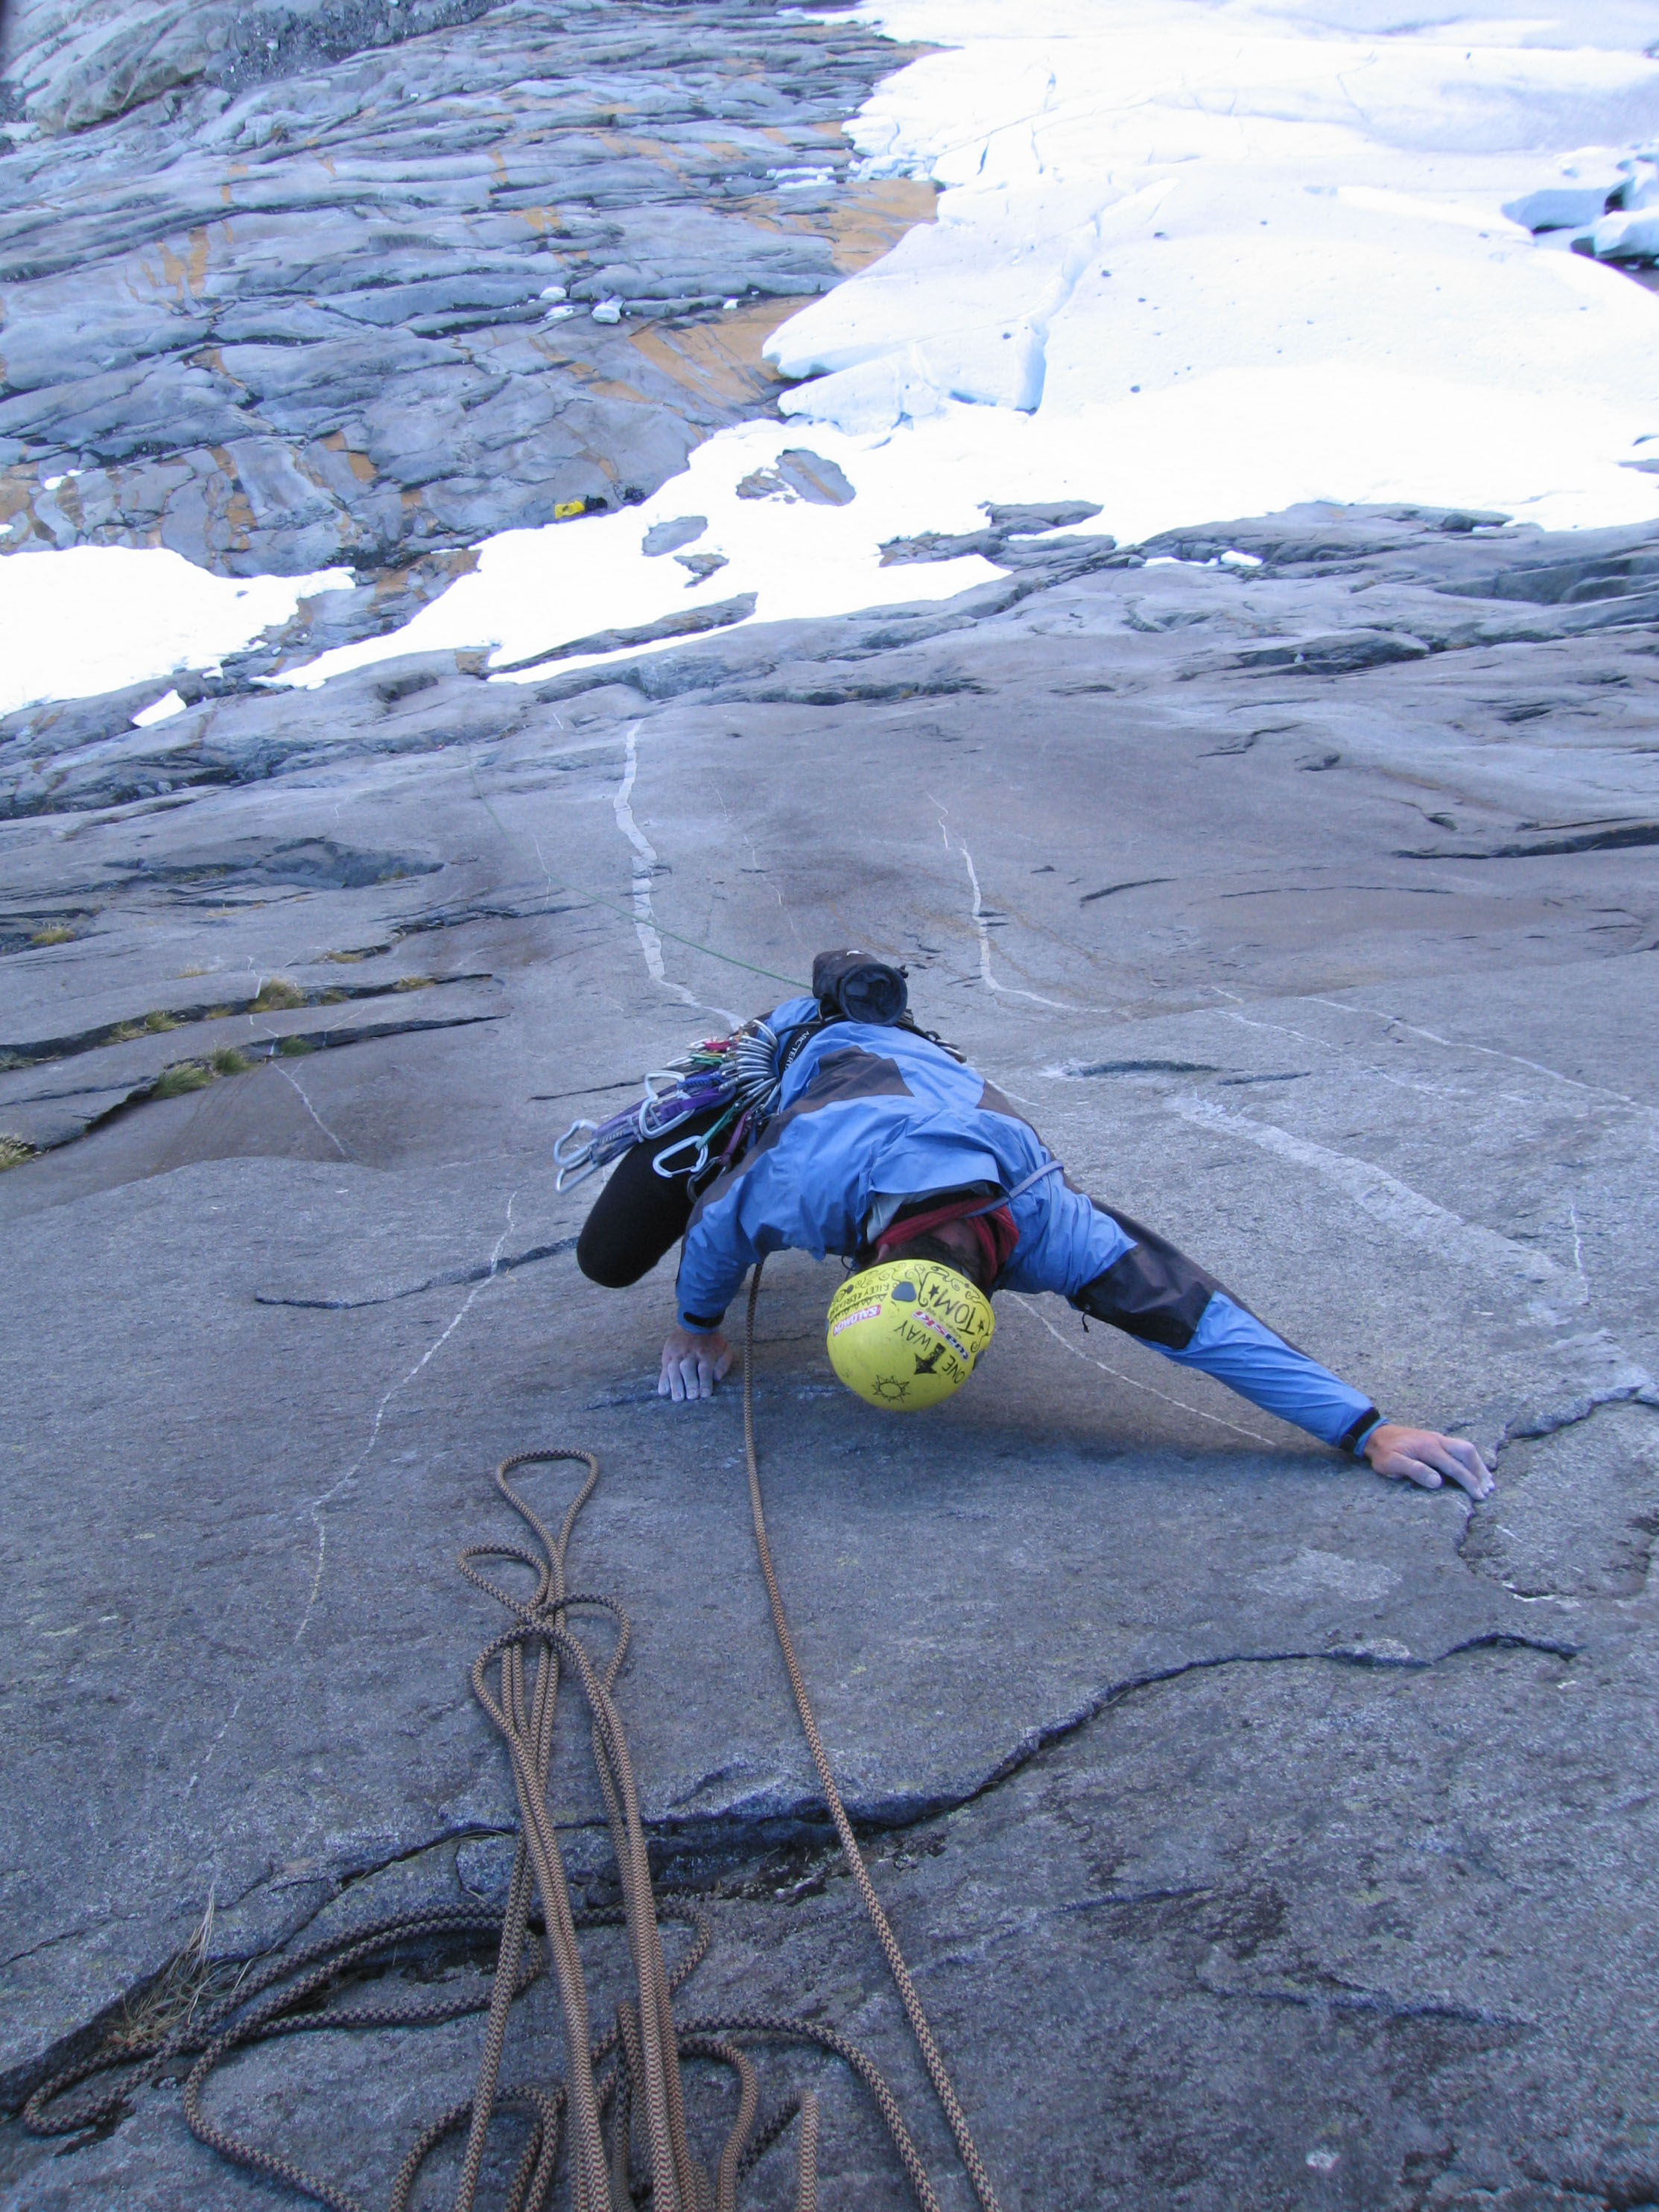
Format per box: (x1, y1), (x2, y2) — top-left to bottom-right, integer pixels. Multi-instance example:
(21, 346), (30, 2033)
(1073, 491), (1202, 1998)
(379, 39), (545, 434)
(675, 997), (1382, 1455)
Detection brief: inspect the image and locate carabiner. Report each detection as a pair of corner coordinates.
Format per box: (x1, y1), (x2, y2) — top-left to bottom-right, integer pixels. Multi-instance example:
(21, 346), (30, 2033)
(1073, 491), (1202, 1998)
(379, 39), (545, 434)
(553, 1117), (597, 1166)
(652, 1129), (711, 1180)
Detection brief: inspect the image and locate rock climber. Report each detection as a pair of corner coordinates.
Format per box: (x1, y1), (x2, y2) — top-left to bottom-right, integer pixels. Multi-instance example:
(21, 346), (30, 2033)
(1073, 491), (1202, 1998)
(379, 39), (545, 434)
(570, 951), (1493, 1499)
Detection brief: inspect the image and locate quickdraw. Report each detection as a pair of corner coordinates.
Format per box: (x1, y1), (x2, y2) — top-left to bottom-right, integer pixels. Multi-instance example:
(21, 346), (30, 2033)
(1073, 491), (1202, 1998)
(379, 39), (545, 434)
(553, 1019), (788, 1194)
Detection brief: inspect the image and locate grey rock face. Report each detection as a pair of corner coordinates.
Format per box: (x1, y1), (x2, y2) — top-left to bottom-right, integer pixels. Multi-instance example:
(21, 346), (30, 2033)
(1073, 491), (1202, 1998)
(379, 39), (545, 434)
(2, 495), (1658, 2206)
(0, 0), (933, 635)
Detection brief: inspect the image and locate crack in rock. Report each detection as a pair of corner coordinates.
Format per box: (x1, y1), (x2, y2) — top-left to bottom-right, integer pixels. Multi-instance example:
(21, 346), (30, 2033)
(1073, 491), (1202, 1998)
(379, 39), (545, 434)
(1465, 1396), (1659, 1600)
(255, 1236), (578, 1310)
(2, 1627), (1578, 2114)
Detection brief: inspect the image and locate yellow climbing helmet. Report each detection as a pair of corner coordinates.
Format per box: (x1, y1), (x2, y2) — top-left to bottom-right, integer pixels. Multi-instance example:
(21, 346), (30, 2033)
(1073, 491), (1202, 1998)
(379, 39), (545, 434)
(825, 1256), (995, 1412)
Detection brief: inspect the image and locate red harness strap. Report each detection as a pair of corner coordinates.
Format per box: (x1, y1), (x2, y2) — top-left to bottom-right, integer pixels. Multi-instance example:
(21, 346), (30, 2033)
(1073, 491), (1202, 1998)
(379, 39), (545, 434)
(874, 1193), (1019, 1280)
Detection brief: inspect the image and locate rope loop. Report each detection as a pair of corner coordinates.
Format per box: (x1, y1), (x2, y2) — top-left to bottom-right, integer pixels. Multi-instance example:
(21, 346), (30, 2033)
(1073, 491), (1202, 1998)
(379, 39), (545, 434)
(23, 1302), (1002, 2212)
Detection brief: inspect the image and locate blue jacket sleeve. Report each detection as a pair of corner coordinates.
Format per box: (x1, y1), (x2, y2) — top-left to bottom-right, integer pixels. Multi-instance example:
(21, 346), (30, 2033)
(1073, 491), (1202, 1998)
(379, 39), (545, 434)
(1161, 1294), (1382, 1452)
(674, 1154), (782, 1328)
(1064, 1201), (1382, 1454)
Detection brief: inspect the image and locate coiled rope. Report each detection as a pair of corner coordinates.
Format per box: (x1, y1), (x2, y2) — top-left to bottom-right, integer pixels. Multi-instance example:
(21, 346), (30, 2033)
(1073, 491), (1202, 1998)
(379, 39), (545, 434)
(23, 1268), (1002, 2212)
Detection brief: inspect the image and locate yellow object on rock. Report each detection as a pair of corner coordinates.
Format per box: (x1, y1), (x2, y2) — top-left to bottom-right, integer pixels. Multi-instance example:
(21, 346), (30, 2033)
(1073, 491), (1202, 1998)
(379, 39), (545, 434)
(825, 1258), (994, 1411)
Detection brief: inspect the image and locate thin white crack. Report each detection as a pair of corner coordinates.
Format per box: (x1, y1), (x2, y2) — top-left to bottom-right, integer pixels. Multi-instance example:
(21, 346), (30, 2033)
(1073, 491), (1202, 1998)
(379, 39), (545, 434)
(185, 1700), (244, 1799)
(615, 721), (701, 1011)
(1212, 1000), (1458, 1102)
(273, 1060), (351, 1160)
(1167, 1090), (1578, 1300)
(1006, 1291), (1278, 1446)
(293, 1189), (520, 1645)
(1303, 994), (1659, 1129)
(930, 796), (1070, 1008)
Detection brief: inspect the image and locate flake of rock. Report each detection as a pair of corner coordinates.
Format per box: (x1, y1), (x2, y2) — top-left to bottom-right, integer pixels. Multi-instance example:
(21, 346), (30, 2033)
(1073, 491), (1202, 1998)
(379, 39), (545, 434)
(643, 515), (708, 557)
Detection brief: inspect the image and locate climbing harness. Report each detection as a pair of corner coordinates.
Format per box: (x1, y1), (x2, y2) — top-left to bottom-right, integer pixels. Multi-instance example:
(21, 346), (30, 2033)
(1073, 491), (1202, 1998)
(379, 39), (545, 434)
(25, 1270), (1003, 2212)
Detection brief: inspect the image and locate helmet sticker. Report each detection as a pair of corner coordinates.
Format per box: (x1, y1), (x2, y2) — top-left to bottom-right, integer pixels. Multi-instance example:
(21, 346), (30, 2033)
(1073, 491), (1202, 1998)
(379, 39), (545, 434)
(831, 1303), (882, 1338)
(825, 1256), (994, 1412)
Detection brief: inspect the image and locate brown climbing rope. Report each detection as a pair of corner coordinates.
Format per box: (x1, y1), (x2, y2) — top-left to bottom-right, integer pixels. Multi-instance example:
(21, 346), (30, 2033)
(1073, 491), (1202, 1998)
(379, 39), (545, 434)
(23, 1270), (1003, 2212)
(740, 1260), (1003, 2212)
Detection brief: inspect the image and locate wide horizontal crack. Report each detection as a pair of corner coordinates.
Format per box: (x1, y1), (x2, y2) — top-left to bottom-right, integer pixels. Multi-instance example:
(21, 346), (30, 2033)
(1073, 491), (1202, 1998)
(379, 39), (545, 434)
(1498, 1381), (1659, 1447)
(0, 973), (486, 1073)
(1193, 1977), (1529, 2033)
(255, 1235), (578, 1310)
(2, 1628), (1579, 2117)
(2, 1012), (503, 1165)
(83, 1016), (502, 1135)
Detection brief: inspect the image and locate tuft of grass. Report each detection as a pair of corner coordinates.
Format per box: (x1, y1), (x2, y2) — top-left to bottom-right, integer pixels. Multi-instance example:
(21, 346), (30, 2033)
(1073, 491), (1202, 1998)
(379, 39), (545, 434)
(203, 1005), (232, 1022)
(144, 1010), (177, 1034)
(0, 1134), (37, 1171)
(153, 1061), (213, 1099)
(106, 1898), (234, 2059)
(252, 979), (306, 1012)
(30, 925), (75, 947)
(211, 1048), (251, 1076)
(393, 975), (432, 992)
(276, 1035), (314, 1058)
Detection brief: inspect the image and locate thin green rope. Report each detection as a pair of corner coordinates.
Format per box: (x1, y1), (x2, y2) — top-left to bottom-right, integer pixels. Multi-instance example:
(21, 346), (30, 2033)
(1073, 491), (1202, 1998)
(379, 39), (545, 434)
(466, 747), (808, 993)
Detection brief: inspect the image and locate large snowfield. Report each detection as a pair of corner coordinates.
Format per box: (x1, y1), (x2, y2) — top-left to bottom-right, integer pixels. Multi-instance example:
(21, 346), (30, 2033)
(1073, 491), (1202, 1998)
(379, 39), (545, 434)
(6, 0), (1659, 716)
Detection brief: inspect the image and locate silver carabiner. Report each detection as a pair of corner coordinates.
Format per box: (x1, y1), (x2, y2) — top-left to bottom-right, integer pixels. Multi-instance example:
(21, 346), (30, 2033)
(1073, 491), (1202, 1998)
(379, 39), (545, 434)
(652, 1129), (710, 1180)
(553, 1116), (597, 1166)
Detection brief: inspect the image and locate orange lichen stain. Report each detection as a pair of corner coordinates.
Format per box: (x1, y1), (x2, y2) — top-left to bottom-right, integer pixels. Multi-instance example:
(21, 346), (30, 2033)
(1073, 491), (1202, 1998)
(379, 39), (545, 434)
(156, 242), (188, 300)
(827, 176), (939, 274)
(203, 447), (253, 544)
(491, 148), (508, 186)
(316, 152), (337, 177)
(320, 431), (375, 483)
(229, 162), (250, 178)
(0, 469), (33, 526)
(156, 228), (211, 301)
(628, 299), (802, 411)
(521, 205), (567, 238)
(580, 375), (652, 404)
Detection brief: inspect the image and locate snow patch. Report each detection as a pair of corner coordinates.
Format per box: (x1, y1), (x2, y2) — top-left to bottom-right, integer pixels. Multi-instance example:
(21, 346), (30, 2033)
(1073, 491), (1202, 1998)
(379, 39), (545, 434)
(131, 688), (188, 728)
(0, 548), (353, 719)
(8, 0), (1659, 710)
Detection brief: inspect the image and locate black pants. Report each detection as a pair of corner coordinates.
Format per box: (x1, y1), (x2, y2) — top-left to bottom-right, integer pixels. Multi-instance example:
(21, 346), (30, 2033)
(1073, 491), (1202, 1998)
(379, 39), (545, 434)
(575, 1108), (725, 1288)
